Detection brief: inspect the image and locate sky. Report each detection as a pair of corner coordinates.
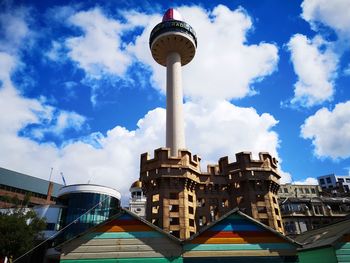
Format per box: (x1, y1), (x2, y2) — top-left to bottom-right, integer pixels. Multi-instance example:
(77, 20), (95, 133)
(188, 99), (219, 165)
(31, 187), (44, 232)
(1, 0), (350, 205)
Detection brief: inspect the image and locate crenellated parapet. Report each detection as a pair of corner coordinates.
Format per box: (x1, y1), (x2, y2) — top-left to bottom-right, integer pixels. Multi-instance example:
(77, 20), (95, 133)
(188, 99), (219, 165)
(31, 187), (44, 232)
(217, 152), (280, 179)
(140, 147), (201, 174)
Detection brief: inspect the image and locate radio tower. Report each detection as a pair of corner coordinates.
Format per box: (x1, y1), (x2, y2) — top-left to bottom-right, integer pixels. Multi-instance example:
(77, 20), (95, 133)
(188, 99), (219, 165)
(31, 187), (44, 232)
(149, 8), (197, 156)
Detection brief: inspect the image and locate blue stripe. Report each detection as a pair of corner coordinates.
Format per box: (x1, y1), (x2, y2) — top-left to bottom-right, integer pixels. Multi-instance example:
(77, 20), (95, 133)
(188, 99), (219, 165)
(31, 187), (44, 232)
(87, 231), (164, 239)
(184, 243), (295, 251)
(210, 223), (263, 232)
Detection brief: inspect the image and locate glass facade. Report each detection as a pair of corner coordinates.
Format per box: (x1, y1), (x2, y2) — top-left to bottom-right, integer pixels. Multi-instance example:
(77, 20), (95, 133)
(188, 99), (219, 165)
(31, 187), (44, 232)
(57, 192), (120, 241)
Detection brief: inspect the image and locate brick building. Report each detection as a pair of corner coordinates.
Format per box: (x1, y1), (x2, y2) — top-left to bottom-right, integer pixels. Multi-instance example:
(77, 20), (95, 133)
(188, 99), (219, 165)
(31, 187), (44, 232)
(0, 167), (63, 208)
(140, 148), (283, 239)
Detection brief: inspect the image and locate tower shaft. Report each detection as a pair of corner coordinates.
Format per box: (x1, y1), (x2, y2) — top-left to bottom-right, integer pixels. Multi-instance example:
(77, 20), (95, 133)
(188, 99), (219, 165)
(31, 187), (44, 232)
(166, 52), (185, 156)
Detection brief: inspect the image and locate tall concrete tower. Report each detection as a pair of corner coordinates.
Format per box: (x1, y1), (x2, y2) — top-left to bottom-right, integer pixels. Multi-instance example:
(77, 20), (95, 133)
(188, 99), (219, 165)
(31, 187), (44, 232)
(149, 8), (197, 156)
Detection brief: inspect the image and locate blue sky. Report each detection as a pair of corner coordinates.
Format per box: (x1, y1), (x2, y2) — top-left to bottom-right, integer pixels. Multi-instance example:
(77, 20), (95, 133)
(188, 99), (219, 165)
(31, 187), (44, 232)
(1, 0), (350, 203)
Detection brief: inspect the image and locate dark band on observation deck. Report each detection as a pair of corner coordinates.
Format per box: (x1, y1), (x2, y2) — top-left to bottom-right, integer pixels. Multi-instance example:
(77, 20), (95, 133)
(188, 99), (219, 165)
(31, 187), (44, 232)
(149, 20), (197, 48)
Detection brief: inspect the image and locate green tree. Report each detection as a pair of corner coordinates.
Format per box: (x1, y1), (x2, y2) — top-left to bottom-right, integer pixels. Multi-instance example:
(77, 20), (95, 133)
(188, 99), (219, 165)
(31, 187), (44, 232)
(0, 196), (46, 261)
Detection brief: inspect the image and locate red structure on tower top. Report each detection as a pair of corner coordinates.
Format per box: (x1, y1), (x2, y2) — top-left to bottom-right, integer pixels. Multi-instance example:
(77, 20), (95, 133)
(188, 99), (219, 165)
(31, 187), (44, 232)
(162, 8), (183, 21)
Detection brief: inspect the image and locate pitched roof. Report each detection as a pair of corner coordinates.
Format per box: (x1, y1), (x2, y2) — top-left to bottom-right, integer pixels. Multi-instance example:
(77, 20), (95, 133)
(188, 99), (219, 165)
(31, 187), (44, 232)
(0, 167), (63, 197)
(56, 208), (182, 249)
(186, 208), (300, 246)
(295, 216), (350, 251)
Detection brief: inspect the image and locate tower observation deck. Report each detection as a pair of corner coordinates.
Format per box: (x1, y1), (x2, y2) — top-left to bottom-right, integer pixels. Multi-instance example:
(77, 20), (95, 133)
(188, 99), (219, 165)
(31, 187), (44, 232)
(149, 8), (197, 156)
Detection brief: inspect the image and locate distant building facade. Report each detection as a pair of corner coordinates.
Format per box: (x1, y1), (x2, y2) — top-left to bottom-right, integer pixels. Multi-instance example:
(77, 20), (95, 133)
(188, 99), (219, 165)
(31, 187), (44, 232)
(280, 197), (350, 236)
(129, 180), (146, 219)
(278, 184), (322, 199)
(318, 174), (350, 194)
(0, 167), (63, 208)
(140, 148), (284, 239)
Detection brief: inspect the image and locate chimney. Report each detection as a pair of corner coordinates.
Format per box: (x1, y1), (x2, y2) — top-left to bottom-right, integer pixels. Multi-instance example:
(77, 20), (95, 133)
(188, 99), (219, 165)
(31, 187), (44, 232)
(46, 181), (53, 204)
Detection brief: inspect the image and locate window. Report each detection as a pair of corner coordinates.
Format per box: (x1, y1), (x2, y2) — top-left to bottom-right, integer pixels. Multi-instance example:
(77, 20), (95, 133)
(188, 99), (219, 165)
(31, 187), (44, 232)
(274, 208), (279, 215)
(152, 206), (159, 214)
(326, 177), (331, 183)
(170, 230), (179, 238)
(346, 179), (350, 183)
(311, 188), (316, 194)
(170, 205), (179, 212)
(314, 205), (323, 215)
(277, 220), (282, 228)
(272, 197), (277, 204)
(320, 178), (325, 184)
(299, 188), (304, 193)
(152, 194), (159, 202)
(188, 194), (193, 202)
(170, 217), (179, 225)
(305, 188), (310, 194)
(188, 206), (194, 214)
(222, 199), (228, 207)
(189, 219), (195, 227)
(284, 188), (288, 193)
(257, 206), (267, 213)
(338, 178), (345, 183)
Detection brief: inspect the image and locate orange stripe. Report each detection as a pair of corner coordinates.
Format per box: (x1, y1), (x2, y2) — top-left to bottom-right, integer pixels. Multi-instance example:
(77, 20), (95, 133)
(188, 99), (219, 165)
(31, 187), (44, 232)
(199, 231), (276, 238)
(191, 236), (284, 244)
(95, 225), (152, 232)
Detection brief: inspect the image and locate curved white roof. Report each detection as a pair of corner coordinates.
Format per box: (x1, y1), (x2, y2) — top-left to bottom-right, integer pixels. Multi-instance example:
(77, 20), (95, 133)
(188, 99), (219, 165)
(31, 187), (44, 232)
(58, 184), (121, 200)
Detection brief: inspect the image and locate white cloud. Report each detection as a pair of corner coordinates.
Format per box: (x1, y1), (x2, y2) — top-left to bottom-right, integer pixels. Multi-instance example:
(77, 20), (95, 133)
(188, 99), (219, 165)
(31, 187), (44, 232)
(184, 100), (279, 163)
(294, 177), (318, 185)
(287, 34), (338, 107)
(344, 64), (350, 76)
(301, 0), (350, 43)
(127, 5), (279, 101)
(301, 101), (350, 159)
(30, 110), (87, 139)
(0, 4), (290, 205)
(0, 6), (32, 54)
(65, 8), (131, 78)
(0, 82), (288, 203)
(45, 41), (66, 62)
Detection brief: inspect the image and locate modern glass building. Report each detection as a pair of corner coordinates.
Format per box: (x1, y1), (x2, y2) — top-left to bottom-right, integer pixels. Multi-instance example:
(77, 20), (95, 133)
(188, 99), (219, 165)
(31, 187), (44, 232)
(56, 184), (121, 241)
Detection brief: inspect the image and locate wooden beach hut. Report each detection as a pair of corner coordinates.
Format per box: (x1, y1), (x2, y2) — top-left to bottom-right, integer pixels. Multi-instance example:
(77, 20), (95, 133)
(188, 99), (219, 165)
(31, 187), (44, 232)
(58, 208), (183, 263)
(183, 208), (300, 263)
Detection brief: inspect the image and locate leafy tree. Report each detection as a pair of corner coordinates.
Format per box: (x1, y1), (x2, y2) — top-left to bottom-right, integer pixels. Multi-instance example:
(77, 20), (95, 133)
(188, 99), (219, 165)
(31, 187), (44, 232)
(0, 195), (46, 261)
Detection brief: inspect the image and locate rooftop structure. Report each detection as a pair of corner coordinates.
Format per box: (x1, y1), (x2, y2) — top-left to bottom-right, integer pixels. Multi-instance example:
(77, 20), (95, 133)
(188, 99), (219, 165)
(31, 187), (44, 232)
(0, 167), (63, 207)
(56, 184), (121, 242)
(280, 196), (350, 236)
(129, 180), (146, 218)
(318, 174), (350, 194)
(278, 184), (322, 199)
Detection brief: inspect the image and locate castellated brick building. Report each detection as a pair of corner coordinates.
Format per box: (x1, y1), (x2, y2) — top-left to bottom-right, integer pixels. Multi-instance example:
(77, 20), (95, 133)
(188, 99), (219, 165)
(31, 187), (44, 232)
(140, 148), (283, 239)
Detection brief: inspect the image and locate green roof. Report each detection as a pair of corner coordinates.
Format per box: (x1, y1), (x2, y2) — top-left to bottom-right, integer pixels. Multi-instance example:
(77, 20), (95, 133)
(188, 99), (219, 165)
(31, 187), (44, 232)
(0, 167), (63, 197)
